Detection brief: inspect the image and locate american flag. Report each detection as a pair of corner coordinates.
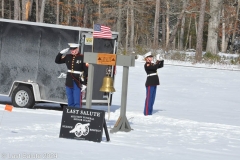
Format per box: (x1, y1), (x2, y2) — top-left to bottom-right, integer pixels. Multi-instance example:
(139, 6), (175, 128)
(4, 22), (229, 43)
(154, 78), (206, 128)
(93, 24), (112, 39)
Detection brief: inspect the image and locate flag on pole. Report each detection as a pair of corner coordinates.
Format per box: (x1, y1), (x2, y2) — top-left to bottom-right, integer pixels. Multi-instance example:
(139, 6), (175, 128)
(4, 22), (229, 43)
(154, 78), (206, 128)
(5, 104), (13, 112)
(93, 24), (112, 39)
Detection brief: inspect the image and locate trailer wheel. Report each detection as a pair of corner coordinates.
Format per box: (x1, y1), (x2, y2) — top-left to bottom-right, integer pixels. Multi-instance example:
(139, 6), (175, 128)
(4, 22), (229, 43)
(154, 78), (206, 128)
(12, 86), (35, 108)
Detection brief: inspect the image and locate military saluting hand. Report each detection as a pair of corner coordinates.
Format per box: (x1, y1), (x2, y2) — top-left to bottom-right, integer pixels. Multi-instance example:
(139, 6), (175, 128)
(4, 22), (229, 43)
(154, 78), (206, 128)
(60, 48), (69, 54)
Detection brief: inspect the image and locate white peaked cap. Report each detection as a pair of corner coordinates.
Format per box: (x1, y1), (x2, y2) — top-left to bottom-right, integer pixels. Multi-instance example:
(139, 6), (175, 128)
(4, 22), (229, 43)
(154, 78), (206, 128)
(68, 43), (80, 48)
(144, 51), (153, 58)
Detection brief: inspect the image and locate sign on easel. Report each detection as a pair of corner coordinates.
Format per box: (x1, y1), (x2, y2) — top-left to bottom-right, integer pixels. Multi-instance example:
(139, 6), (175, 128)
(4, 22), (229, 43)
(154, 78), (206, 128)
(59, 107), (109, 143)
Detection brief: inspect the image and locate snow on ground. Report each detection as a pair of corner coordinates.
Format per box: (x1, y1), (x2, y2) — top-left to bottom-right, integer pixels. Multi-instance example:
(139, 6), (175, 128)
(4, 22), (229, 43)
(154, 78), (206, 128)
(0, 59), (240, 160)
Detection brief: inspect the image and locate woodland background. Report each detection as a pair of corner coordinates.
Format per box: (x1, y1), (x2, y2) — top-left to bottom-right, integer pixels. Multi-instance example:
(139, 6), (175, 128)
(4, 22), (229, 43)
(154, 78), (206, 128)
(0, 0), (240, 63)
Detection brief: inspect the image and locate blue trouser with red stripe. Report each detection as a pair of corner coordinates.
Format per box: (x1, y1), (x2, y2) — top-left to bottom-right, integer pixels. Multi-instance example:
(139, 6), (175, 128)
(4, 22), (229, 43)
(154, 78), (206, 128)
(66, 81), (81, 108)
(144, 86), (157, 115)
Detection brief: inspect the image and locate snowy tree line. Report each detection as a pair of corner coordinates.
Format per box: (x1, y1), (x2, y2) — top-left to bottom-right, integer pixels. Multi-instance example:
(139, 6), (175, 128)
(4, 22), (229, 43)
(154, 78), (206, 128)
(0, 0), (240, 61)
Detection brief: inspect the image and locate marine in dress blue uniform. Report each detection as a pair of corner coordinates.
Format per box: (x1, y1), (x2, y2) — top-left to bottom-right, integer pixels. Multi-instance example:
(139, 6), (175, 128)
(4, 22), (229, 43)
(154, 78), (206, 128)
(144, 52), (164, 115)
(55, 43), (88, 108)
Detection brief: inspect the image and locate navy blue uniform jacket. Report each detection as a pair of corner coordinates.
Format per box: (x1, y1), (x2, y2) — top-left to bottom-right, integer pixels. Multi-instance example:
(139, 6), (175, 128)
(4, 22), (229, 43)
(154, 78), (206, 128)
(55, 53), (88, 88)
(144, 60), (164, 86)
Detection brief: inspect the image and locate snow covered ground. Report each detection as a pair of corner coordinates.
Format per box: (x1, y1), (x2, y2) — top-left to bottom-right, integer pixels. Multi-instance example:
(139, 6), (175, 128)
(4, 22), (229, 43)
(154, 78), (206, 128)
(0, 58), (240, 160)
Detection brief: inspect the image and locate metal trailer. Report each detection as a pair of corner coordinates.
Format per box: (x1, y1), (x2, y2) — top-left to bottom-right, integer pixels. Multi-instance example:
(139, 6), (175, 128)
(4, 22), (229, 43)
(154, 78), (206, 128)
(0, 18), (118, 108)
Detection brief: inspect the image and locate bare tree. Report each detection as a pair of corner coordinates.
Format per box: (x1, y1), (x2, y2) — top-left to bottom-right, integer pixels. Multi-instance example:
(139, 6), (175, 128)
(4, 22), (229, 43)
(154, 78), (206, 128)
(179, 0), (188, 50)
(56, 0), (59, 24)
(153, 0), (160, 48)
(74, 0), (80, 26)
(221, 0), (236, 53)
(230, 0), (240, 53)
(125, 0), (129, 54)
(221, 6), (226, 52)
(194, 13), (198, 34)
(166, 0), (188, 51)
(161, 1), (166, 49)
(195, 0), (206, 62)
(66, 0), (71, 25)
(185, 14), (192, 50)
(22, 0), (31, 21)
(4, 0), (240, 56)
(206, 0), (223, 54)
(28, 0), (33, 20)
(98, 0), (101, 21)
(166, 0), (170, 48)
(14, 0), (20, 20)
(130, 0), (134, 53)
(83, 0), (88, 27)
(36, 0), (39, 22)
(1, 0), (4, 18)
(117, 0), (123, 47)
(39, 0), (46, 23)
(8, 1), (12, 19)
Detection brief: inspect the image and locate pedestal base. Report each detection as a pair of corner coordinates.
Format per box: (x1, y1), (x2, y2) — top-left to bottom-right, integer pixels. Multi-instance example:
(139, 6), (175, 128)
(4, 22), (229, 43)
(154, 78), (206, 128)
(110, 116), (131, 133)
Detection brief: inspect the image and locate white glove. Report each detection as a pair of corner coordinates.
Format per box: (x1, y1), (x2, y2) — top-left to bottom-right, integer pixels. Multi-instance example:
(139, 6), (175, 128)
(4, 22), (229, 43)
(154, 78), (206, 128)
(156, 54), (163, 61)
(60, 48), (69, 54)
(81, 85), (87, 92)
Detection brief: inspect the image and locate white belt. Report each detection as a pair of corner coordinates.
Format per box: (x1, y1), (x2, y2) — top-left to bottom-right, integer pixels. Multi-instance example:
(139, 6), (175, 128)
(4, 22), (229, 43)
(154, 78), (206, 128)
(147, 73), (157, 77)
(68, 70), (83, 75)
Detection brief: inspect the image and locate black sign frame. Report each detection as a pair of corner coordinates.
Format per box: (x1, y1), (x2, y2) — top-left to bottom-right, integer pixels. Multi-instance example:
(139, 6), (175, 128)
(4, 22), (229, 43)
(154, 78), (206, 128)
(59, 106), (110, 143)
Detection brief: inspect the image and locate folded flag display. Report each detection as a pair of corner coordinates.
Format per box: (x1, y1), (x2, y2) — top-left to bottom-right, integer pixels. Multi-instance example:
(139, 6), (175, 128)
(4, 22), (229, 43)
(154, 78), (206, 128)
(93, 24), (112, 39)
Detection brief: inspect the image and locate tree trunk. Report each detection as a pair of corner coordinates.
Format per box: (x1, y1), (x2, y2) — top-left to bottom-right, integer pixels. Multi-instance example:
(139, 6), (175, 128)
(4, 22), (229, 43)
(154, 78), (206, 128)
(14, 0), (20, 20)
(185, 15), (192, 50)
(230, 0), (240, 53)
(161, 5), (166, 49)
(194, 14), (198, 34)
(125, 0), (129, 55)
(179, 0), (188, 51)
(173, 33), (176, 50)
(56, 0), (59, 24)
(9, 1), (12, 19)
(221, 7), (225, 52)
(1, 0), (4, 18)
(177, 30), (180, 49)
(117, 0), (123, 47)
(36, 0), (39, 22)
(27, 0), (33, 20)
(98, 0), (101, 21)
(179, 13), (185, 50)
(166, 0), (188, 51)
(135, 23), (139, 46)
(26, 0), (31, 20)
(166, 0), (170, 48)
(74, 0), (79, 26)
(206, 0), (223, 54)
(130, 0), (134, 54)
(22, 0), (31, 21)
(67, 0), (71, 25)
(60, 7), (63, 23)
(189, 35), (191, 49)
(153, 0), (160, 48)
(195, 0), (206, 62)
(83, 0), (88, 27)
(39, 0), (46, 23)
(224, 21), (233, 53)
(22, 0), (27, 20)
